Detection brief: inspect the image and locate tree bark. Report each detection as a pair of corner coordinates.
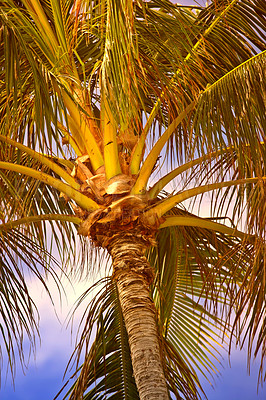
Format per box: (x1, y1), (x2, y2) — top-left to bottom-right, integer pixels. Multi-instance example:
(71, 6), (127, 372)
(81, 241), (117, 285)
(108, 233), (169, 400)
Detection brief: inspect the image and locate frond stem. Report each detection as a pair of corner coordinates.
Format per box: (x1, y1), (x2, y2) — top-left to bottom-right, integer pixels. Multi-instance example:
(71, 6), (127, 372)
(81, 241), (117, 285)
(130, 0), (239, 174)
(0, 162), (100, 211)
(159, 215), (247, 240)
(147, 177), (266, 217)
(149, 142), (265, 199)
(131, 102), (195, 194)
(0, 134), (79, 188)
(0, 214), (82, 231)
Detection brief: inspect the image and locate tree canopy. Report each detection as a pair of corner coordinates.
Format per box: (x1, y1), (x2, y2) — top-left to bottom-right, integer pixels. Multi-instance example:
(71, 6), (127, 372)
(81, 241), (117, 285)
(0, 0), (265, 399)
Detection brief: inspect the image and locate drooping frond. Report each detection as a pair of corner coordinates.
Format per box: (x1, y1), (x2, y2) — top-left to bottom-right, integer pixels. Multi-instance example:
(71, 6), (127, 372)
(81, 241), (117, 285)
(191, 51), (265, 173)
(60, 275), (216, 400)
(149, 206), (245, 373)
(0, 227), (60, 379)
(60, 278), (139, 400)
(151, 204), (266, 386)
(166, 1), (264, 170)
(0, 141), (90, 266)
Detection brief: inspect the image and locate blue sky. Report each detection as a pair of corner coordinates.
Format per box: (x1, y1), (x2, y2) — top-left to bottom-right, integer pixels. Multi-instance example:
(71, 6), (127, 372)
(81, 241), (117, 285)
(2, 360), (266, 400)
(1, 275), (266, 400)
(2, 345), (266, 400)
(1, 318), (266, 400)
(2, 351), (266, 400)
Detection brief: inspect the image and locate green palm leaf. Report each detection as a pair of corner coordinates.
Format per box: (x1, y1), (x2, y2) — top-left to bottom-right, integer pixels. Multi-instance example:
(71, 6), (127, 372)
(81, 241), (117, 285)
(0, 1), (265, 398)
(149, 207), (241, 382)
(0, 227), (60, 378)
(192, 51), (265, 169)
(60, 278), (139, 400)
(0, 146), (89, 267)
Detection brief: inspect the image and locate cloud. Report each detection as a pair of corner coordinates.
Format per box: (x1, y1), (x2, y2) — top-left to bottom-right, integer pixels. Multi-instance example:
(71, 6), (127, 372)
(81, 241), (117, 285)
(24, 273), (94, 367)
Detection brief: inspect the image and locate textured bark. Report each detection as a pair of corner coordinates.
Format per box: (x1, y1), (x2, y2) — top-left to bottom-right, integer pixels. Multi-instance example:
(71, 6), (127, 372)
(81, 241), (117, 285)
(108, 233), (169, 400)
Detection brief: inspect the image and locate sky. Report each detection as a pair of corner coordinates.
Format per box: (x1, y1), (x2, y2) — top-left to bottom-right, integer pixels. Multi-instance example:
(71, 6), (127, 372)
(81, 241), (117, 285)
(1, 0), (266, 399)
(1, 274), (266, 400)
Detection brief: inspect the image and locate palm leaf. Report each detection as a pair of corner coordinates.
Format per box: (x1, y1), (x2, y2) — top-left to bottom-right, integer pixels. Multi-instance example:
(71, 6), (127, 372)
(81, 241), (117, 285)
(0, 227), (60, 378)
(149, 207), (242, 387)
(60, 277), (207, 400)
(151, 204), (266, 386)
(192, 51), (265, 166)
(0, 0), (265, 396)
(0, 145), (86, 266)
(60, 278), (139, 400)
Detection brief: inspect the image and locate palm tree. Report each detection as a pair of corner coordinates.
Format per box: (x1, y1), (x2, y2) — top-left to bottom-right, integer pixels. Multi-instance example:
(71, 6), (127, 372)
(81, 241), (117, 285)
(0, 0), (265, 398)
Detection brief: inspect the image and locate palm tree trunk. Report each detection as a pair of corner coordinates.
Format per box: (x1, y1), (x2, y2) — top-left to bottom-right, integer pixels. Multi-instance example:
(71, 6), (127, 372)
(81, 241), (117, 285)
(108, 233), (169, 400)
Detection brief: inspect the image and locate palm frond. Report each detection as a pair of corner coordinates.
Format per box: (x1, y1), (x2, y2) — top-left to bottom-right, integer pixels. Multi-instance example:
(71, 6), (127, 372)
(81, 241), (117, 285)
(0, 227), (60, 379)
(0, 148), (83, 266)
(147, 0), (265, 165)
(233, 238), (266, 383)
(0, 0), (265, 396)
(60, 278), (139, 400)
(149, 207), (243, 385)
(150, 204), (266, 386)
(191, 51), (265, 167)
